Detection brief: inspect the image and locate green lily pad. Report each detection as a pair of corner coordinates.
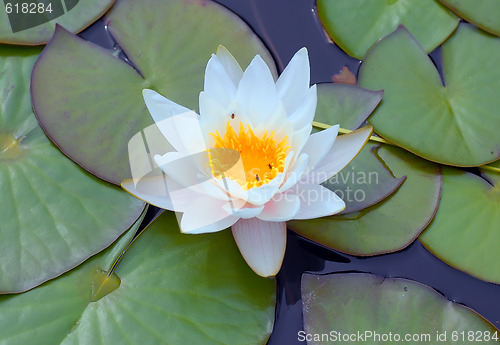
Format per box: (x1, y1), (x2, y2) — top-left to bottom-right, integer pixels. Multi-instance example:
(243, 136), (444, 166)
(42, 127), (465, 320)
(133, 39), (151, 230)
(302, 273), (499, 345)
(488, 160), (500, 169)
(439, 0), (500, 36)
(359, 24), (500, 167)
(289, 146), (441, 256)
(420, 167), (500, 285)
(317, 0), (458, 59)
(314, 83), (384, 132)
(0, 0), (115, 45)
(0, 45), (145, 293)
(31, 0), (275, 185)
(0, 207), (142, 344)
(313, 84), (404, 214)
(322, 142), (406, 215)
(0, 211), (275, 345)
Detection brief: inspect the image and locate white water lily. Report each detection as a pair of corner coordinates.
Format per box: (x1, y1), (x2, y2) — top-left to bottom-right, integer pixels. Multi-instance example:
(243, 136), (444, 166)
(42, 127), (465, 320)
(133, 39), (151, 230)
(122, 46), (371, 277)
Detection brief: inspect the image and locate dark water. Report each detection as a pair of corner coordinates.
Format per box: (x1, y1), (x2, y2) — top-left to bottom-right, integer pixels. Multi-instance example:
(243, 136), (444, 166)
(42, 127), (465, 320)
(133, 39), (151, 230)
(79, 0), (500, 343)
(214, 0), (361, 82)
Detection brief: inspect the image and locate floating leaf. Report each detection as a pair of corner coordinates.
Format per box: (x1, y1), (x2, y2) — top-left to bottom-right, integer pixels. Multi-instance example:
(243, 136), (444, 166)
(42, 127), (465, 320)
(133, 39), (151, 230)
(487, 159), (500, 169)
(420, 167), (500, 285)
(314, 83), (383, 132)
(302, 273), (499, 345)
(359, 24), (500, 167)
(317, 0), (458, 59)
(322, 142), (405, 215)
(0, 212), (275, 345)
(0, 0), (115, 45)
(289, 146), (441, 255)
(439, 0), (500, 36)
(0, 207), (142, 344)
(31, 0), (275, 185)
(491, 161), (500, 167)
(0, 45), (145, 293)
(313, 84), (401, 213)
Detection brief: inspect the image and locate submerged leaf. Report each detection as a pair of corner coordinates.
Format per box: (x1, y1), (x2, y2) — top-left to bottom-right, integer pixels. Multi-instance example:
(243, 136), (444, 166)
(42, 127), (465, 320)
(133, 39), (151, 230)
(332, 66), (356, 84)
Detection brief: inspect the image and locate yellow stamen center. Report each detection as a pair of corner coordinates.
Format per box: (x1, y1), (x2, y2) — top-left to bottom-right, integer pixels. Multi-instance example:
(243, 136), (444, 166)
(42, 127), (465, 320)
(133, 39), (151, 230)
(209, 121), (289, 190)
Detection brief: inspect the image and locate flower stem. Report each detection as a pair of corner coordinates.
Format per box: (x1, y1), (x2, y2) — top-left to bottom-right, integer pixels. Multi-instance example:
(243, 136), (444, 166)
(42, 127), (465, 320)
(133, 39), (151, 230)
(479, 165), (500, 174)
(312, 121), (500, 174)
(312, 121), (394, 145)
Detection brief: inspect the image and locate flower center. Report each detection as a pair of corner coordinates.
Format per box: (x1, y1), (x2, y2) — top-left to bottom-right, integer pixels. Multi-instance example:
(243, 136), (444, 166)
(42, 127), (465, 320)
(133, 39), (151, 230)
(209, 121), (289, 190)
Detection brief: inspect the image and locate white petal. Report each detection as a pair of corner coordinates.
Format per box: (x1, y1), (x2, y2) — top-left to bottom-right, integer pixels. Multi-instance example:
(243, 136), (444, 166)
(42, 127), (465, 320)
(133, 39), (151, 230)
(253, 101), (290, 142)
(236, 55), (278, 126)
(204, 54), (238, 108)
(198, 92), (229, 148)
(142, 89), (191, 123)
(216, 45), (243, 88)
(155, 152), (206, 187)
(308, 126), (372, 184)
(231, 218), (287, 277)
(216, 172), (285, 207)
(154, 151), (183, 167)
(224, 203), (264, 219)
(199, 91), (226, 125)
(276, 47), (310, 115)
(258, 192), (300, 221)
(121, 168), (196, 212)
(246, 172), (285, 206)
(154, 112), (206, 154)
(289, 124), (312, 159)
(141, 90), (205, 155)
(279, 152), (309, 192)
(180, 196), (238, 234)
(212, 153), (251, 200)
(287, 85), (317, 130)
(301, 124), (339, 170)
(155, 151), (231, 201)
(214, 157), (289, 206)
(292, 183), (345, 219)
(198, 94), (252, 146)
(216, 176), (249, 202)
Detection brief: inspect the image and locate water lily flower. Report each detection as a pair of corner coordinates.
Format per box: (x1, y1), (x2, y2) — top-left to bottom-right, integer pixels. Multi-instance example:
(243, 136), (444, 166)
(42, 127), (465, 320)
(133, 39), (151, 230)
(122, 46), (371, 277)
